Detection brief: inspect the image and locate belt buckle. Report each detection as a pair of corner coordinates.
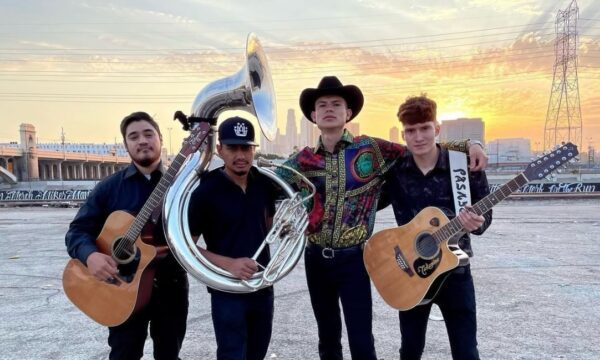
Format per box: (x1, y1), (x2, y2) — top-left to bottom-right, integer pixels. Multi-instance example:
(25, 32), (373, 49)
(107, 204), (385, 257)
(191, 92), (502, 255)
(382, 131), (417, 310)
(322, 247), (335, 259)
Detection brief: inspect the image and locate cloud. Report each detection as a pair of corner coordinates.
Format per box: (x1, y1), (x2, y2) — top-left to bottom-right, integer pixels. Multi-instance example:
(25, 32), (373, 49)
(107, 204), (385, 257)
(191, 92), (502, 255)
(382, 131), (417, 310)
(468, 0), (546, 16)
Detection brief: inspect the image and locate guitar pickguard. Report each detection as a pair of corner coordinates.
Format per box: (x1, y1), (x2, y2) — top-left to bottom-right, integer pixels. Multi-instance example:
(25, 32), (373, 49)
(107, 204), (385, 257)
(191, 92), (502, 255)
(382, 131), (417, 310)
(413, 251), (442, 278)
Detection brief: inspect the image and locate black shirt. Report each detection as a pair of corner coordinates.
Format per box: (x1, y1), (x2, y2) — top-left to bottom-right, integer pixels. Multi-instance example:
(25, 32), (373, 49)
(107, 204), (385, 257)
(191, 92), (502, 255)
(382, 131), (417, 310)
(188, 167), (277, 267)
(65, 163), (184, 276)
(383, 146), (492, 256)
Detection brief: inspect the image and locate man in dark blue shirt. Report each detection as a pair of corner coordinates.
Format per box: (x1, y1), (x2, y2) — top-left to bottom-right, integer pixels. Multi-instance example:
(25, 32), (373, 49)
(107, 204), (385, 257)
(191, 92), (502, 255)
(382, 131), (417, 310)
(65, 112), (188, 360)
(383, 96), (492, 360)
(188, 116), (277, 360)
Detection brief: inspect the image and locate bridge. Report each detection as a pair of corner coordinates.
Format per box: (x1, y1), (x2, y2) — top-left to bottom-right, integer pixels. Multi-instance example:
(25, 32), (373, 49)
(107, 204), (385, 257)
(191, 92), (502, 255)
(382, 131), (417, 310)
(0, 124), (132, 183)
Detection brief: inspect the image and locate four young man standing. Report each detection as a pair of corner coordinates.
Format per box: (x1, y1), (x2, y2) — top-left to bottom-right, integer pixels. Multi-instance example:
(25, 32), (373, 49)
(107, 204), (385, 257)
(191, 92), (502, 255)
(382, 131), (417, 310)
(65, 78), (490, 359)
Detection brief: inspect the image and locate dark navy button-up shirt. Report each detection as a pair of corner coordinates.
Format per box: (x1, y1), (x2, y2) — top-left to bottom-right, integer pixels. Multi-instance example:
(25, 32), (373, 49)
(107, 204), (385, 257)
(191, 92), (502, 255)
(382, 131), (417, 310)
(187, 167), (277, 268)
(383, 146), (492, 257)
(65, 163), (184, 275)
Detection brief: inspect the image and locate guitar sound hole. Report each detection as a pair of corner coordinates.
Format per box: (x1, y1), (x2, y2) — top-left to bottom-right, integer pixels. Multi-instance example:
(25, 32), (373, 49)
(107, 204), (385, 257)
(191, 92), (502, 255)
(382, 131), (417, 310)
(112, 237), (137, 263)
(415, 233), (439, 259)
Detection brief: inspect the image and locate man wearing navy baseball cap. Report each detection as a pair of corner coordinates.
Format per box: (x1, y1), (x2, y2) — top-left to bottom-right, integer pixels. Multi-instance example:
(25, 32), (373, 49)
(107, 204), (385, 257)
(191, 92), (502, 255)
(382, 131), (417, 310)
(218, 116), (258, 147)
(188, 116), (279, 359)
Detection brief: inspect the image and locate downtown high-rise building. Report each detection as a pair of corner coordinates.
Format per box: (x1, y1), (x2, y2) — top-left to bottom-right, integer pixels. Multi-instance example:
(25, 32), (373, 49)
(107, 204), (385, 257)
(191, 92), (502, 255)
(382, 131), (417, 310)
(260, 109), (316, 156)
(285, 109), (299, 153)
(300, 115), (319, 149)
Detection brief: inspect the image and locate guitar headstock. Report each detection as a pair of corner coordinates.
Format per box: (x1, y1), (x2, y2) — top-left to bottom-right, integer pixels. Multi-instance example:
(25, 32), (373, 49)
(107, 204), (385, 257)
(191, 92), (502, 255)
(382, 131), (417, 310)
(523, 142), (579, 181)
(180, 122), (212, 157)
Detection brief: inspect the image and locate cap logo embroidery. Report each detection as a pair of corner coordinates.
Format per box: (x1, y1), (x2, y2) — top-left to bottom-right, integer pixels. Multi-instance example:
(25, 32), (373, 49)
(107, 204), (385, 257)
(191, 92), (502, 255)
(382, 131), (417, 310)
(234, 122), (248, 137)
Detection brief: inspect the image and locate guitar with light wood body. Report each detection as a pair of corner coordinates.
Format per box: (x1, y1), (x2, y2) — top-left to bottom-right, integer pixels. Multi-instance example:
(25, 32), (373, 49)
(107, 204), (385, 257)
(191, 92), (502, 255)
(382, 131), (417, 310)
(62, 123), (210, 326)
(364, 143), (578, 310)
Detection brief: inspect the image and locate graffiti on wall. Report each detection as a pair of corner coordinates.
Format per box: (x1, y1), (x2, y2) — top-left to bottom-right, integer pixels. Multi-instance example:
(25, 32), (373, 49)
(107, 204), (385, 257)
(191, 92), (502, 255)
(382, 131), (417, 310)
(489, 182), (598, 194)
(0, 189), (91, 201)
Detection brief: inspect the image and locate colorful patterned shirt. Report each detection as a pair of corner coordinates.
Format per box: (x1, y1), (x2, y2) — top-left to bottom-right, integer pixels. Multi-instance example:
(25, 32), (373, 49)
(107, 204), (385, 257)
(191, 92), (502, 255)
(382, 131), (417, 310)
(276, 130), (467, 249)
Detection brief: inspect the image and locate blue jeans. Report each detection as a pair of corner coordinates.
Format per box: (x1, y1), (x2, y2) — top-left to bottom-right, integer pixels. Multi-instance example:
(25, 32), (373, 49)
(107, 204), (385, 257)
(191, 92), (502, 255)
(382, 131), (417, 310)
(108, 274), (189, 360)
(304, 243), (377, 360)
(399, 265), (479, 360)
(211, 288), (274, 360)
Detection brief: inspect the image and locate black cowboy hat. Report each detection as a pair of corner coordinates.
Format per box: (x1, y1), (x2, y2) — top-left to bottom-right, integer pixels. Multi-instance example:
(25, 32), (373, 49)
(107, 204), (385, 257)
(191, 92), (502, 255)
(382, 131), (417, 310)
(299, 76), (364, 123)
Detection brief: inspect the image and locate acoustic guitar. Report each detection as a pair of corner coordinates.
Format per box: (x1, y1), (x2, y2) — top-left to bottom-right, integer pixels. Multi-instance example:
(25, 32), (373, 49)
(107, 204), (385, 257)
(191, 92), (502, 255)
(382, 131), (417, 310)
(62, 122), (210, 326)
(364, 143), (578, 311)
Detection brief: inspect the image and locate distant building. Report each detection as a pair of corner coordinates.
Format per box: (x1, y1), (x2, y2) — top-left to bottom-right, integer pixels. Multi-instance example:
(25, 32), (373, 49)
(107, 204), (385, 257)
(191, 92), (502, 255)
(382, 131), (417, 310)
(389, 126), (400, 143)
(300, 115), (319, 148)
(487, 138), (532, 164)
(260, 109), (321, 156)
(259, 131), (271, 154)
(285, 109), (299, 153)
(439, 118), (485, 144)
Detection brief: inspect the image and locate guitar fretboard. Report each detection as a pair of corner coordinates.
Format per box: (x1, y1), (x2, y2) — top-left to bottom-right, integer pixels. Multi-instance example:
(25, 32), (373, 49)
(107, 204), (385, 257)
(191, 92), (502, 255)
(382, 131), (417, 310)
(432, 173), (529, 243)
(122, 152), (188, 244)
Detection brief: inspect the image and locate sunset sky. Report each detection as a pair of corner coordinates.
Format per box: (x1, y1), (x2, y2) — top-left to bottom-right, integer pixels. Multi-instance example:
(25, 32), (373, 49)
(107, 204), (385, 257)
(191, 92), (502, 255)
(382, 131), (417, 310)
(1, 0), (598, 153)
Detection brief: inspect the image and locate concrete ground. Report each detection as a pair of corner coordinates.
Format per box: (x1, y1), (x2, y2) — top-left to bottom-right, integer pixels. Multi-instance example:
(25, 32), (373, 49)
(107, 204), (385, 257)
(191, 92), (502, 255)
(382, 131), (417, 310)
(0, 198), (598, 360)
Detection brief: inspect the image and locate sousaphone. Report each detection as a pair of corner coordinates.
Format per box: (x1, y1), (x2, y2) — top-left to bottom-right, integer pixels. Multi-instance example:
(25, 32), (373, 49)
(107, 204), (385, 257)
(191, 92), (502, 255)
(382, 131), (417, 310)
(163, 33), (314, 293)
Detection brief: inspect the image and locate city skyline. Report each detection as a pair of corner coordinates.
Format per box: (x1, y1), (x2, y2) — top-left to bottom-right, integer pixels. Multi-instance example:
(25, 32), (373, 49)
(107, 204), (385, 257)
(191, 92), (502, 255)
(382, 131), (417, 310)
(2, 120), (595, 168)
(0, 1), (599, 152)
(0, 113), (592, 156)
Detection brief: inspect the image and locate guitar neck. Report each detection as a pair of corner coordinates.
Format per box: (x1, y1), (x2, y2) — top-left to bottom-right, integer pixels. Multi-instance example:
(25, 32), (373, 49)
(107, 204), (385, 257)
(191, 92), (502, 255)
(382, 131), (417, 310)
(123, 152), (188, 243)
(434, 173), (529, 242)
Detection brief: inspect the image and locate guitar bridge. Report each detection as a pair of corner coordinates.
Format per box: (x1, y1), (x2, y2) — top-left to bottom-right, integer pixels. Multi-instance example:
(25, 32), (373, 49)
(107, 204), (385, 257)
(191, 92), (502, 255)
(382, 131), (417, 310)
(394, 246), (414, 277)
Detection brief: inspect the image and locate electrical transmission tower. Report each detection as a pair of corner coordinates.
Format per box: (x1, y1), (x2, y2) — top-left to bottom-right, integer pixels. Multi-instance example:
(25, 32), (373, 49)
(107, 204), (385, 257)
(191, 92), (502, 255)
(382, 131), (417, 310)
(543, 0), (582, 149)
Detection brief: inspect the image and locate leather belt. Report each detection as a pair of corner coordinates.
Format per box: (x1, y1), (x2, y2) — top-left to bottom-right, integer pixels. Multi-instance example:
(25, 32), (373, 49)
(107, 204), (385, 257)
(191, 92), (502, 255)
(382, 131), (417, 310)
(306, 241), (363, 259)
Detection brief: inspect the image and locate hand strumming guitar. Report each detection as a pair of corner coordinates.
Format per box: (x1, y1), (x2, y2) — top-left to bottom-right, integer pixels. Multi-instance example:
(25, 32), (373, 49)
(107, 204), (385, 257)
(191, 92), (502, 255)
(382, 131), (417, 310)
(86, 252), (118, 282)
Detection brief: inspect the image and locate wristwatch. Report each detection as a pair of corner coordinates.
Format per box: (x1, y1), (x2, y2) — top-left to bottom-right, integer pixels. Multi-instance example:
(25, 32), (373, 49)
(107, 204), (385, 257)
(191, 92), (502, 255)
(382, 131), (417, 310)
(469, 140), (484, 149)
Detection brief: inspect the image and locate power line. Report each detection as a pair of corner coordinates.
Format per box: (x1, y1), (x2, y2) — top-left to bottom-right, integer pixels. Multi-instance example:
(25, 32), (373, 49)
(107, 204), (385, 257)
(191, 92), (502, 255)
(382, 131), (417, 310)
(2, 69), (598, 103)
(0, 23), (558, 52)
(0, 32), (563, 66)
(0, 29), (564, 57)
(0, 47), (560, 79)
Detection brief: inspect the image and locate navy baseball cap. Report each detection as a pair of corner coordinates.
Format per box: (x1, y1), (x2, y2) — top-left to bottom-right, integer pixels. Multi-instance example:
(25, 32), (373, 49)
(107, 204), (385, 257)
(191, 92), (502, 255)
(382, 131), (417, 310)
(218, 116), (258, 146)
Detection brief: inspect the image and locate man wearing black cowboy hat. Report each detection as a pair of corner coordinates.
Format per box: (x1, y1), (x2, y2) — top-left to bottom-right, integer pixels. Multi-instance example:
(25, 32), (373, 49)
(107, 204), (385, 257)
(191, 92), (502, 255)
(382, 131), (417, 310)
(187, 116), (280, 360)
(276, 76), (487, 359)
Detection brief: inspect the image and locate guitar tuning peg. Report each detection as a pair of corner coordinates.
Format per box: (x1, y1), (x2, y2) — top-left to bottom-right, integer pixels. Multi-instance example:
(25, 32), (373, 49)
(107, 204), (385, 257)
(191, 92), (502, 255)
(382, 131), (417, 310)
(556, 169), (562, 174)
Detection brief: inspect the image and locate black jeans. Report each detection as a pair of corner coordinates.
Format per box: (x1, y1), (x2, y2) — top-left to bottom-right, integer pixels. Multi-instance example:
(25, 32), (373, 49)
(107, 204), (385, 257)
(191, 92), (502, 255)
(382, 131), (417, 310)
(108, 273), (189, 360)
(304, 243), (377, 360)
(210, 288), (274, 360)
(399, 265), (479, 360)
